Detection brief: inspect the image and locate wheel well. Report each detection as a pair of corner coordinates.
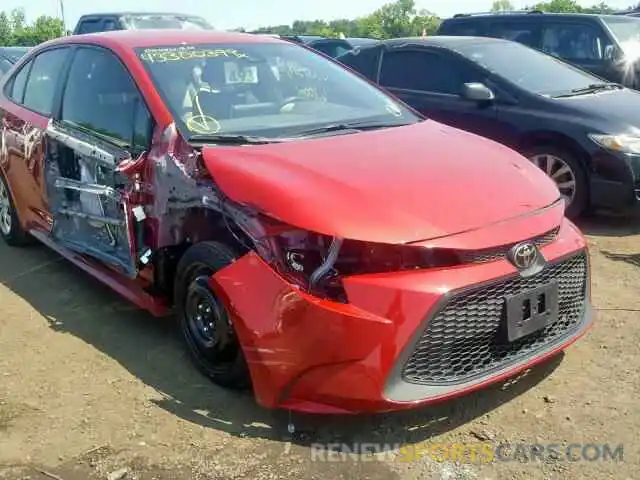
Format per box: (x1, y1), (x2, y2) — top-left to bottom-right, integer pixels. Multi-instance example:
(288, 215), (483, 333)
(151, 207), (254, 303)
(518, 131), (591, 173)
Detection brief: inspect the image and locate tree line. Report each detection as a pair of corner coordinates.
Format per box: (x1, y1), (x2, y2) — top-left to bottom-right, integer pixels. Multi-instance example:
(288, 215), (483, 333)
(0, 8), (65, 46)
(0, 0), (637, 47)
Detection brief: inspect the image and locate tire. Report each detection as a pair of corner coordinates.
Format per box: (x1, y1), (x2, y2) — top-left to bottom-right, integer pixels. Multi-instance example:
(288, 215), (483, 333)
(174, 241), (251, 390)
(524, 145), (589, 219)
(0, 171), (32, 246)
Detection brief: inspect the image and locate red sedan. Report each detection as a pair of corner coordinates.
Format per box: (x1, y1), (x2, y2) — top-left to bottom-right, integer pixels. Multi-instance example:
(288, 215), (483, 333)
(0, 30), (593, 414)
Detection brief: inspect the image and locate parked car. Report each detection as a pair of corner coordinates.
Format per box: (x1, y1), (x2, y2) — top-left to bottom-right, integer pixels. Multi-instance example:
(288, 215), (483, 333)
(72, 12), (213, 34)
(0, 30), (592, 413)
(0, 47), (30, 77)
(437, 11), (640, 89)
(337, 36), (640, 218)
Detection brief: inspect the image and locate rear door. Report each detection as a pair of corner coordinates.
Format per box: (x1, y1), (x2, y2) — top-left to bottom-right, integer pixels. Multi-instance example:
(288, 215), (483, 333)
(377, 46), (501, 139)
(44, 46), (154, 278)
(0, 46), (72, 234)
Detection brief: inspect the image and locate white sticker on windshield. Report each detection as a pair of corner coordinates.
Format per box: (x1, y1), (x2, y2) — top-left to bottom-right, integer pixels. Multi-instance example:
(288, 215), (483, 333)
(224, 62), (258, 84)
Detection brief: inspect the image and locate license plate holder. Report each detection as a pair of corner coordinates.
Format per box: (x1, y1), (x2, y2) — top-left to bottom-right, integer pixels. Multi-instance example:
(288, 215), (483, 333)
(504, 282), (558, 342)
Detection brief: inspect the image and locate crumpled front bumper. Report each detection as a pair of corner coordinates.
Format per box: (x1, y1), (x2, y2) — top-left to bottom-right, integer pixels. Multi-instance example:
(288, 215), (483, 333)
(210, 219), (593, 414)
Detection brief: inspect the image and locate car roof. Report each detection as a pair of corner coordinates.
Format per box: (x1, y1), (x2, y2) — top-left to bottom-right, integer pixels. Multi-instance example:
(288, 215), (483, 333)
(444, 12), (622, 21)
(377, 35), (513, 49)
(78, 12), (207, 18)
(41, 29), (284, 50)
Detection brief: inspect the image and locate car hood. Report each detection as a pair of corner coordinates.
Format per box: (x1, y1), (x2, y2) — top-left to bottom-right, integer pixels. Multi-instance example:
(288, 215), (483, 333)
(554, 88), (640, 131)
(201, 121), (560, 244)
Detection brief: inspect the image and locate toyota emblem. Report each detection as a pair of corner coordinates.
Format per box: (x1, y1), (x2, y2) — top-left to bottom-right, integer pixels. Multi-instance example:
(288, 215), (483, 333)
(508, 242), (538, 270)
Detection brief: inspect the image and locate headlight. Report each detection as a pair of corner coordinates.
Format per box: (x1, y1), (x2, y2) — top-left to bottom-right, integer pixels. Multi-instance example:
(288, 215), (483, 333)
(252, 215), (460, 302)
(588, 133), (640, 154)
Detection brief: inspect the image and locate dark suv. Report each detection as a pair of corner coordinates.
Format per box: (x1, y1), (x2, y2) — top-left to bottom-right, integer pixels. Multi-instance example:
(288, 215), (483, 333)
(437, 11), (640, 88)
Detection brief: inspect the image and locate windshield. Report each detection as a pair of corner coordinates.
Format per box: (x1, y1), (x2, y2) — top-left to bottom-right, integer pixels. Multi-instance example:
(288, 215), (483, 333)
(602, 16), (640, 56)
(455, 41), (604, 97)
(603, 16), (640, 44)
(136, 42), (418, 139)
(123, 14), (212, 30)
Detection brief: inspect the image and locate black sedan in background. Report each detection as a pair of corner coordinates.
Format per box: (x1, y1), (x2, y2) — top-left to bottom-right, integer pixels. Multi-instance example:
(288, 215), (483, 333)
(337, 36), (640, 218)
(0, 47), (30, 77)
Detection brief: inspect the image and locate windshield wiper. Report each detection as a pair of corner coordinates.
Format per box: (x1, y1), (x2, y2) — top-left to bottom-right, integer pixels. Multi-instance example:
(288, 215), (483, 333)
(188, 134), (287, 145)
(290, 121), (413, 138)
(553, 82), (623, 98)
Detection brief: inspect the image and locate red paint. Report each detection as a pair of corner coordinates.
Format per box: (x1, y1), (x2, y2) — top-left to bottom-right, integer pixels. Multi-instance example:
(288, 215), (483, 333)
(211, 218), (590, 413)
(0, 31), (593, 414)
(201, 123), (559, 244)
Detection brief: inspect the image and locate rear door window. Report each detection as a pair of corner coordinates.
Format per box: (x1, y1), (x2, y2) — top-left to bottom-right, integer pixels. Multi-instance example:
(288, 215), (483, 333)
(487, 21), (540, 47)
(541, 22), (611, 60)
(22, 48), (69, 115)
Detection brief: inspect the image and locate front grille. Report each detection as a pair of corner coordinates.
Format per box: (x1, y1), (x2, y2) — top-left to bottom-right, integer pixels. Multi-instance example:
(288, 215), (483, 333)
(402, 251), (588, 385)
(458, 227), (559, 264)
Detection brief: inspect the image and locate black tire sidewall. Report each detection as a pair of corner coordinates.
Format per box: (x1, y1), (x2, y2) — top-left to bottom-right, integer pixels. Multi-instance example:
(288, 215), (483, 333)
(524, 145), (589, 219)
(0, 171), (30, 246)
(174, 241), (250, 390)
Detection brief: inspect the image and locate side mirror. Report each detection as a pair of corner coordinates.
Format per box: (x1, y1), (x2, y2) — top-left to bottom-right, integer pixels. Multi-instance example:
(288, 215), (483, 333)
(462, 82), (495, 102)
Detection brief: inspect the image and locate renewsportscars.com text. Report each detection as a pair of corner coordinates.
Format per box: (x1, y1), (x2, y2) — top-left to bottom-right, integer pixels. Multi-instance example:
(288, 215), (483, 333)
(309, 442), (624, 463)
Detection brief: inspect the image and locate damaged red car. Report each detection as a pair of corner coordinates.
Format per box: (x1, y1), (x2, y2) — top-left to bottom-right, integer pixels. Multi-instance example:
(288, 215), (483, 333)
(0, 30), (593, 414)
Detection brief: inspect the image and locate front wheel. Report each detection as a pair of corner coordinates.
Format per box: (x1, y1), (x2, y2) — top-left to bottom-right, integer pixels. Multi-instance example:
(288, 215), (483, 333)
(174, 242), (251, 390)
(525, 145), (589, 219)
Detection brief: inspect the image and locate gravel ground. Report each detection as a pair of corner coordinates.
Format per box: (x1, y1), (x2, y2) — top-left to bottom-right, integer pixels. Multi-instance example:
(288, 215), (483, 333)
(0, 214), (638, 479)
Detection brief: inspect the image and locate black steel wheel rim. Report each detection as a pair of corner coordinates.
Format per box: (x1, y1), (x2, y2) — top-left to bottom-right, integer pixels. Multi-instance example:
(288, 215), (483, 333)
(184, 272), (237, 364)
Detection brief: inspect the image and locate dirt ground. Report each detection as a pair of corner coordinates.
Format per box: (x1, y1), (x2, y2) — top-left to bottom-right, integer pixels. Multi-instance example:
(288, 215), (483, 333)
(0, 214), (638, 480)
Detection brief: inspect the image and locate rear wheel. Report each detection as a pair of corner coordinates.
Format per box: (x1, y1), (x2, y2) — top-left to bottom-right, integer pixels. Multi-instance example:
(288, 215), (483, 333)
(174, 241), (250, 389)
(525, 145), (588, 219)
(0, 172), (32, 246)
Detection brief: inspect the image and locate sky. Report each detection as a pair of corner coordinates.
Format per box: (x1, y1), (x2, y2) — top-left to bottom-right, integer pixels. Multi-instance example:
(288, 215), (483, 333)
(3, 0), (637, 32)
